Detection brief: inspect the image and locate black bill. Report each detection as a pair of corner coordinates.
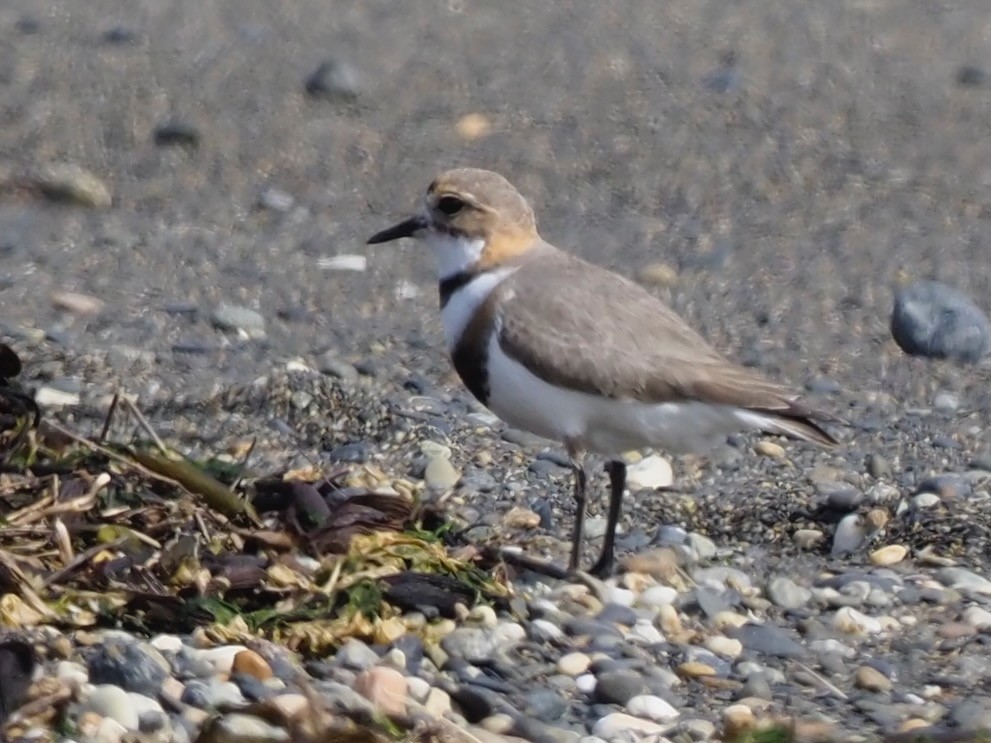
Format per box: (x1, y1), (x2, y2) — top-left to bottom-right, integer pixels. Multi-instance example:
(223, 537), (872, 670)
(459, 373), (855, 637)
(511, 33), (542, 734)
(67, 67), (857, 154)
(366, 215), (426, 244)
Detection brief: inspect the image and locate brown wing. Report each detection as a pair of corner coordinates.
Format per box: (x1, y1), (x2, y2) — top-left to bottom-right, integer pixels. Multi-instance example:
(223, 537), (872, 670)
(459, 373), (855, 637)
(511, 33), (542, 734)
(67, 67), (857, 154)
(497, 246), (840, 444)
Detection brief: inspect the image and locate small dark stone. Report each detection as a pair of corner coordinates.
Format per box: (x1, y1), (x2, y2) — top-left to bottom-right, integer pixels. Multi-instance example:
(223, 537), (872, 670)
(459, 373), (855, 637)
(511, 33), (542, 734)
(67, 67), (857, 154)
(231, 673), (275, 702)
(102, 26), (141, 44)
(172, 341), (217, 355)
(529, 459), (566, 478)
(594, 669), (647, 705)
(956, 65), (987, 87)
(390, 635), (424, 674)
(305, 59), (361, 101)
(138, 709), (168, 733)
(448, 685), (494, 723)
(326, 442), (371, 463)
(15, 16), (41, 34)
(890, 280), (991, 364)
(0, 640), (35, 725)
(932, 436), (962, 450)
(536, 450), (572, 469)
(180, 680), (213, 708)
(87, 641), (169, 696)
(154, 120), (201, 148)
(530, 498), (554, 530)
(562, 618), (622, 638)
(805, 377), (843, 395)
(162, 302), (199, 317)
(823, 485), (864, 512)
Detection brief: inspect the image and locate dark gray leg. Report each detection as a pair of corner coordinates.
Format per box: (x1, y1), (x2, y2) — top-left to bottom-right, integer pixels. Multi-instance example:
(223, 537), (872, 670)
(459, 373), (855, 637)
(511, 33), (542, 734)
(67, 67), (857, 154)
(588, 459), (626, 578)
(568, 458), (588, 572)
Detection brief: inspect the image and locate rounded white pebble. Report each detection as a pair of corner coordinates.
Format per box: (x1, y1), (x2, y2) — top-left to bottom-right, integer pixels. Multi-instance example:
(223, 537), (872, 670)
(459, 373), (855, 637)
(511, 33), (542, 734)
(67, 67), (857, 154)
(626, 694), (680, 722)
(628, 619), (664, 645)
(576, 673), (597, 695)
(149, 634), (184, 654)
(406, 676), (430, 703)
(637, 585), (678, 609)
(532, 618), (565, 640)
(605, 587), (636, 607)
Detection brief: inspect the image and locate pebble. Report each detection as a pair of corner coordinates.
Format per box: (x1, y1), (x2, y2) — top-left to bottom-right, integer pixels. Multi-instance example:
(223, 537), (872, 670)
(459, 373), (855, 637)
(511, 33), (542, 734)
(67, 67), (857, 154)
(937, 567), (991, 596)
(87, 641), (169, 696)
(336, 638), (380, 670)
(755, 441), (786, 459)
(83, 685), (140, 731)
(455, 113), (492, 140)
(963, 606), (991, 629)
(557, 652), (591, 676)
(199, 713), (289, 742)
(195, 646), (249, 674)
(35, 387), (81, 407)
(34, 163), (112, 207)
(855, 665), (892, 692)
(424, 455), (461, 490)
(766, 576), (811, 609)
(627, 694), (679, 722)
(832, 606), (884, 634)
(705, 636), (743, 658)
(625, 455), (673, 490)
(832, 514), (868, 556)
(729, 624), (807, 658)
(592, 713), (671, 739)
(637, 585), (678, 609)
(51, 290), (104, 316)
(594, 669), (647, 705)
(153, 120), (201, 148)
(211, 303), (266, 337)
(870, 545), (908, 567)
(318, 254), (368, 272)
(305, 59), (361, 100)
(677, 662), (716, 678)
(355, 667), (408, 716)
(890, 280), (991, 363)
(232, 649), (273, 681)
(637, 262), (679, 287)
(722, 704), (757, 738)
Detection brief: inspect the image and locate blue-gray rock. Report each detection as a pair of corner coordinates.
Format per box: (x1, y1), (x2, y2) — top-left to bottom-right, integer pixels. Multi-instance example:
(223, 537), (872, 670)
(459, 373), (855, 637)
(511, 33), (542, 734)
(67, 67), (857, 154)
(949, 697), (991, 730)
(334, 638), (380, 670)
(180, 679), (246, 710)
(596, 603), (638, 626)
(87, 641), (169, 696)
(728, 623), (807, 658)
(593, 669), (647, 705)
(891, 280), (991, 363)
(522, 688), (570, 722)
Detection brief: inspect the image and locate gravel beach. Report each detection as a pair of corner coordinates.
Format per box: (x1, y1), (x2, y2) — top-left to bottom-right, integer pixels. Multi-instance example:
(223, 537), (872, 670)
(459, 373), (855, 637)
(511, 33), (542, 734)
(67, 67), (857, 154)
(3, 2), (991, 742)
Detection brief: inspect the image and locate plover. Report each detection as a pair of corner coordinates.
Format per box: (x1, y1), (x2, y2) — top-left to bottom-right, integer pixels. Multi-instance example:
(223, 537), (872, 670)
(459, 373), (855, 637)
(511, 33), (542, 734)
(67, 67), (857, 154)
(368, 168), (840, 577)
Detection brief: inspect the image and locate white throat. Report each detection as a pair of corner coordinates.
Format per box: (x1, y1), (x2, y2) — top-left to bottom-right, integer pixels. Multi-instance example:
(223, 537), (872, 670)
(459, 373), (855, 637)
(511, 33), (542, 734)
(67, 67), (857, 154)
(424, 231), (486, 280)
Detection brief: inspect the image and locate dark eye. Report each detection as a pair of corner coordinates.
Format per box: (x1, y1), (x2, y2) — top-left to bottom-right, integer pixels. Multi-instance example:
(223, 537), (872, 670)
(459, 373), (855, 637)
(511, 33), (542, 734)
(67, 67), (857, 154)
(436, 195), (465, 216)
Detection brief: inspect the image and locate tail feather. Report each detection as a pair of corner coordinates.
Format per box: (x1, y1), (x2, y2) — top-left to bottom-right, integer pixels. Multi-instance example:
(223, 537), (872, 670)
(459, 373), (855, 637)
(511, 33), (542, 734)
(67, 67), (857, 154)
(735, 406), (842, 447)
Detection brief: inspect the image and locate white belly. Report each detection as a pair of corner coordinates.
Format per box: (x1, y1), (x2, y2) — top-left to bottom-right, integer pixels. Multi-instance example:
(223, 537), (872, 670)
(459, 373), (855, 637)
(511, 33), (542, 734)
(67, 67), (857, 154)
(484, 335), (765, 456)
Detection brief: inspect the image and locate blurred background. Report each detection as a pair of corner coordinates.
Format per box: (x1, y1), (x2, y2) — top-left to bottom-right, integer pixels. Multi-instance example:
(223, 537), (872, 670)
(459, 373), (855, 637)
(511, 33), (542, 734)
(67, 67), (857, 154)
(1, 0), (990, 406)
